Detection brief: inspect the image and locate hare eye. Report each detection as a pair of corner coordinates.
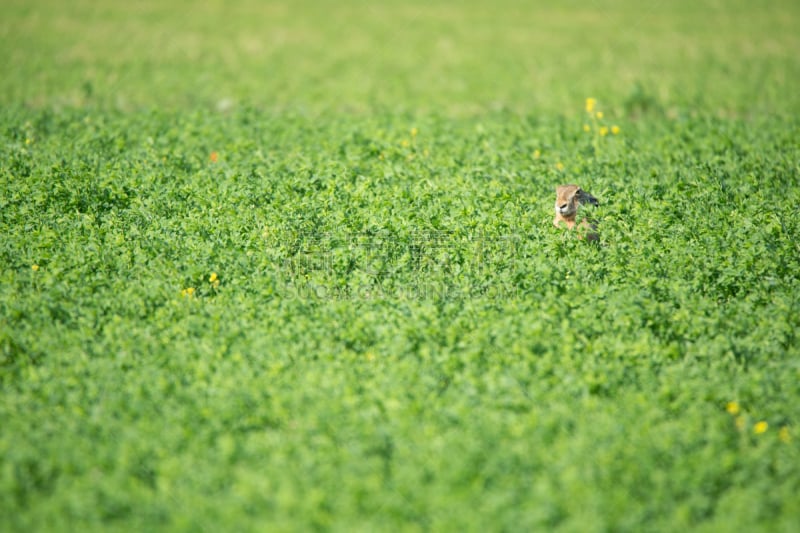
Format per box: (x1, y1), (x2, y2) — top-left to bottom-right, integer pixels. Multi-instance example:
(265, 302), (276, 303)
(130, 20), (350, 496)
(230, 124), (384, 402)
(559, 203), (567, 209)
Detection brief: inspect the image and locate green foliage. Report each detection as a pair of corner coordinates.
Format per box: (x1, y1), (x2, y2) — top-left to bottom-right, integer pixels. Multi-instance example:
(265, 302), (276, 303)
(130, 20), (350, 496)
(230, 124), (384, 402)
(2, 0), (800, 531)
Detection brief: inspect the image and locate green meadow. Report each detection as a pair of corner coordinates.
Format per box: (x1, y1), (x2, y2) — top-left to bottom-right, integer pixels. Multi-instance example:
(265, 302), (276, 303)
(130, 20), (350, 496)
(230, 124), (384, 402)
(2, 0), (799, 530)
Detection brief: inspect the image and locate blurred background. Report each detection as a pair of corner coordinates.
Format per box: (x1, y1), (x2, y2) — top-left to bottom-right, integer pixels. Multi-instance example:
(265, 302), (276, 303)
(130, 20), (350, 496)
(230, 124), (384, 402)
(3, 0), (799, 116)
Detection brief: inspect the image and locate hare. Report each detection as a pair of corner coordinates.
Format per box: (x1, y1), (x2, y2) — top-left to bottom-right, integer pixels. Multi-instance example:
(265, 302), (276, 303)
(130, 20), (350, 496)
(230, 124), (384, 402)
(553, 184), (599, 241)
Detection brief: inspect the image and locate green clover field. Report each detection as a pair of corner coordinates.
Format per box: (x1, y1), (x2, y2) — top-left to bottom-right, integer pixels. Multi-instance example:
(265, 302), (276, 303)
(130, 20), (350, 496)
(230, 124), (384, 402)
(2, 0), (799, 530)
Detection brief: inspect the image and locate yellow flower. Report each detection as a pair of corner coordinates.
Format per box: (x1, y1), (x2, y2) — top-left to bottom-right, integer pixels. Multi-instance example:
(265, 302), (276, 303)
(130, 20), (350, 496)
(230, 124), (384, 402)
(181, 287), (195, 297)
(754, 421), (768, 434)
(725, 401), (740, 415)
(599, 126), (609, 137)
(555, 162), (565, 171)
(596, 111), (604, 119)
(31, 264), (40, 271)
(585, 97), (597, 113)
(779, 426), (791, 443)
(400, 139), (410, 148)
(25, 138), (32, 145)
(583, 124), (591, 133)
(209, 272), (218, 283)
(611, 125), (621, 135)
(533, 149), (541, 159)
(410, 127), (418, 137)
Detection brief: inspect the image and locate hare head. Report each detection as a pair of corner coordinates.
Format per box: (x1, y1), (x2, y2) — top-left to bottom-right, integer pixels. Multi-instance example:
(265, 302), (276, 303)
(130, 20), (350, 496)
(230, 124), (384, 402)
(555, 184), (598, 220)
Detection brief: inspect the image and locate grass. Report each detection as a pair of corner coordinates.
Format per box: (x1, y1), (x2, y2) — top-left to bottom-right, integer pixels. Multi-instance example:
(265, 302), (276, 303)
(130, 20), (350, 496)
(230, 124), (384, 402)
(3, 0), (799, 115)
(2, 0), (800, 531)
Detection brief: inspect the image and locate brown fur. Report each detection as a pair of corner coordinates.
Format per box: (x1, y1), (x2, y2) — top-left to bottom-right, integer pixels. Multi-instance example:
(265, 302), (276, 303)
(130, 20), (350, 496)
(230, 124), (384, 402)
(553, 184), (599, 241)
